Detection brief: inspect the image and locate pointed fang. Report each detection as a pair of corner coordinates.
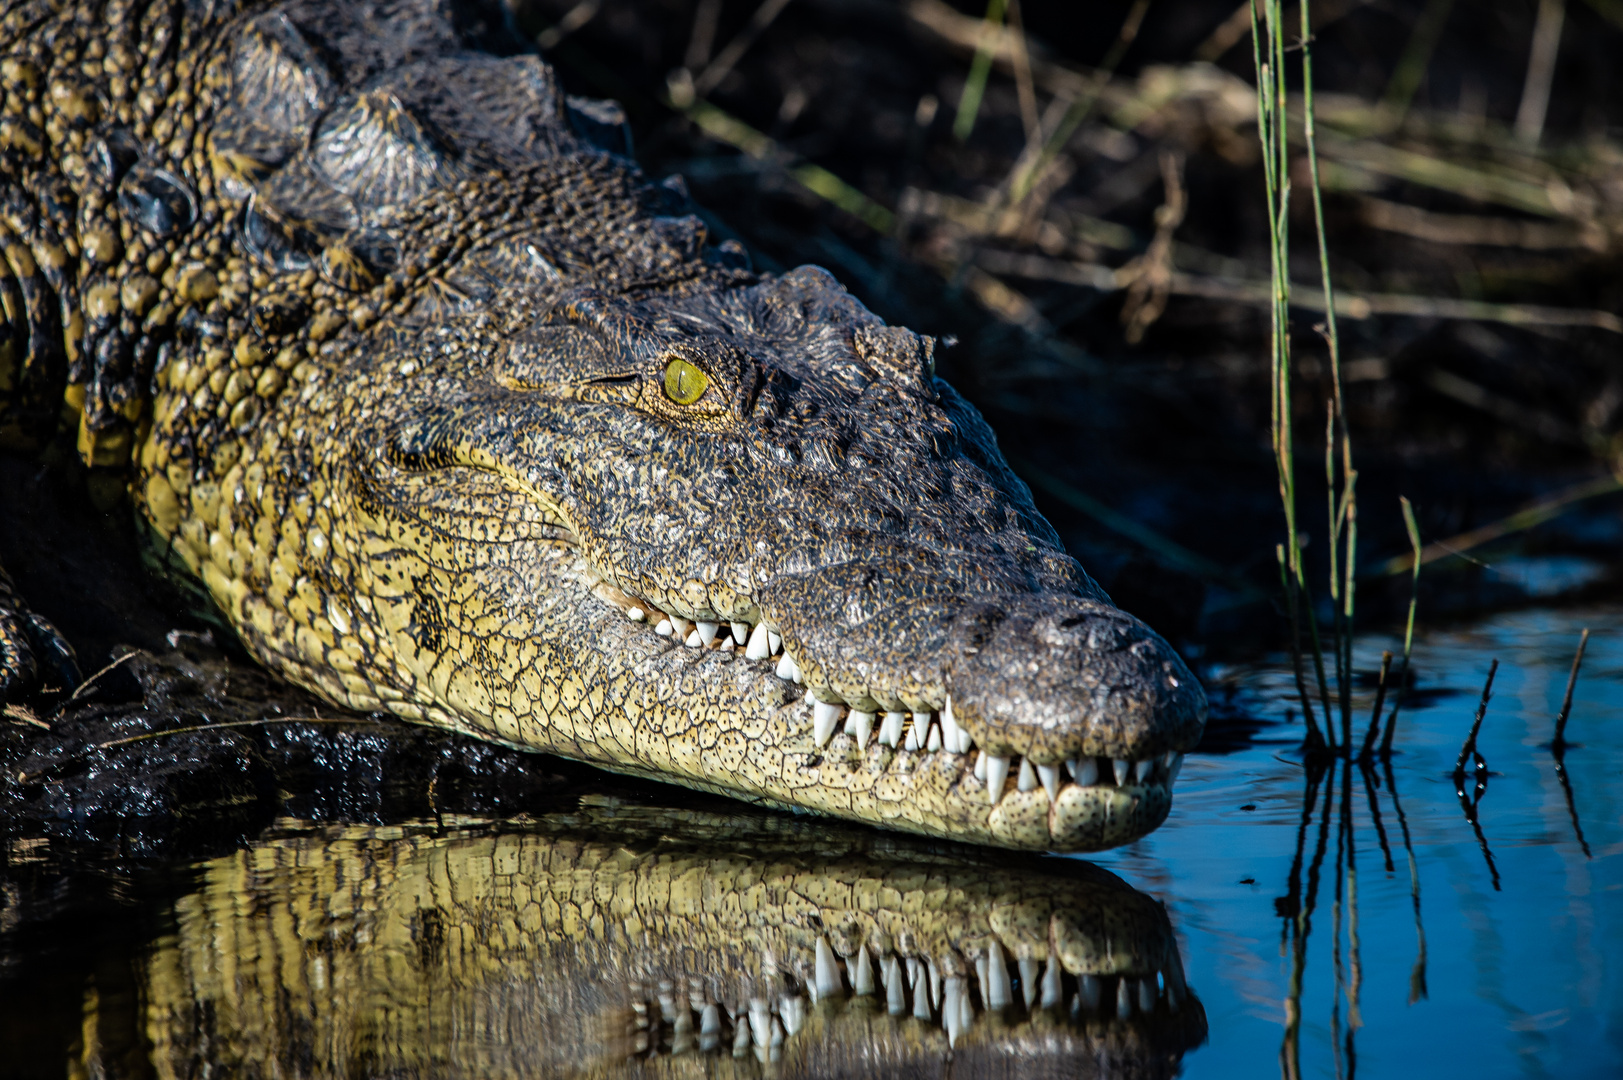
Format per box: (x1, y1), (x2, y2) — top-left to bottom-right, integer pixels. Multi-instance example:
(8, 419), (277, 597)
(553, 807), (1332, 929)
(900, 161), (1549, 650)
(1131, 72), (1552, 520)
(815, 937), (842, 1000)
(1037, 762), (1060, 801)
(745, 623), (772, 660)
(813, 700), (843, 748)
(985, 755), (1011, 804)
(1017, 757), (1037, 793)
(1113, 759), (1130, 787)
(847, 710), (875, 750)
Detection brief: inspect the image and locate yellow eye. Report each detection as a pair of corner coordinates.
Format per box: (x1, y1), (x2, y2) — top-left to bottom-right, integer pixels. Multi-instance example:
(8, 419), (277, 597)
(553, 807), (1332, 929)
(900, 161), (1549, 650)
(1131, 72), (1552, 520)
(663, 357), (709, 405)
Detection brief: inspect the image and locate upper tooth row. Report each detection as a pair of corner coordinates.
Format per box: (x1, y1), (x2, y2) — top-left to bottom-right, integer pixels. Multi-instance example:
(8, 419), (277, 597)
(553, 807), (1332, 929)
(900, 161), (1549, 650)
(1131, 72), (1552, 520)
(619, 601), (1187, 803)
(645, 613), (786, 659)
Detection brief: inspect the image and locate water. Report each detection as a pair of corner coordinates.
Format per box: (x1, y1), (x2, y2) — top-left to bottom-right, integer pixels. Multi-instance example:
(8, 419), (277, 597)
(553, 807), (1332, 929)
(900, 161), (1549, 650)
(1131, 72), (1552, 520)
(1, 606), (1619, 1077)
(1103, 606), (1623, 1079)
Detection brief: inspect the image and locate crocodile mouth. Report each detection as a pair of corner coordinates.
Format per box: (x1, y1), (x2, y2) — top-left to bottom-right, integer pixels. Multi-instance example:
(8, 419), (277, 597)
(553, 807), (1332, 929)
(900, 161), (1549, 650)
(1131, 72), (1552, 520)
(583, 571), (1196, 850)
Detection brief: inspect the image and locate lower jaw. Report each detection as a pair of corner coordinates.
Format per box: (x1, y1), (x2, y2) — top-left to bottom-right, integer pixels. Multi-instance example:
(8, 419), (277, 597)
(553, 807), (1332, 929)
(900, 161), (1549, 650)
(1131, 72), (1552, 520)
(558, 750), (1173, 852)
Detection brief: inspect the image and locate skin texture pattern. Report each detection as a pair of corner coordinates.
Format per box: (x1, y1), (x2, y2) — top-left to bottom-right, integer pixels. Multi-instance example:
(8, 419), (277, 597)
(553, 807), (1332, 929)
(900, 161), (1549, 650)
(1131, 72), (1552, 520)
(84, 802), (1206, 1078)
(0, 0), (1207, 850)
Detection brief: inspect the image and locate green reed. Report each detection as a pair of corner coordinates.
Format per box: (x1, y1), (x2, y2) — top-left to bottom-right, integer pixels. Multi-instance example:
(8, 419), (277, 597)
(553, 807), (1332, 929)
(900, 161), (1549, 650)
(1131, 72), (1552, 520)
(1253, 0), (1357, 753)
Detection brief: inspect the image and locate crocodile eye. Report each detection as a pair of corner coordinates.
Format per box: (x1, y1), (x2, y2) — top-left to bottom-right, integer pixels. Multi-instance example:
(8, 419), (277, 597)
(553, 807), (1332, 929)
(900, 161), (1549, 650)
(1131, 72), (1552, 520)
(663, 357), (709, 405)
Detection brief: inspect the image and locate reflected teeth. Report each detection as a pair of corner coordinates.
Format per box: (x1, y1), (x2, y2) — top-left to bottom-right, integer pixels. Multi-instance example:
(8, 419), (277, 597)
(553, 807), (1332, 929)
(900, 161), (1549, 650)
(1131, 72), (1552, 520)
(624, 947), (1187, 1058)
(815, 937), (842, 1001)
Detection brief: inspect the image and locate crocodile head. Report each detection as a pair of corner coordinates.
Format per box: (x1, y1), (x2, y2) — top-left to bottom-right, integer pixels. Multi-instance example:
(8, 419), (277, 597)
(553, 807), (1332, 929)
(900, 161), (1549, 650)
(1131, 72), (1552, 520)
(130, 1), (1204, 851)
(349, 265), (1205, 851)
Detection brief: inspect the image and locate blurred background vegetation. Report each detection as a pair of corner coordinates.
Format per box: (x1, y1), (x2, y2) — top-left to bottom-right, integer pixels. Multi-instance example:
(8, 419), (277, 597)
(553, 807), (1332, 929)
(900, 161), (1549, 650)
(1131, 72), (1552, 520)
(513, 0), (1623, 657)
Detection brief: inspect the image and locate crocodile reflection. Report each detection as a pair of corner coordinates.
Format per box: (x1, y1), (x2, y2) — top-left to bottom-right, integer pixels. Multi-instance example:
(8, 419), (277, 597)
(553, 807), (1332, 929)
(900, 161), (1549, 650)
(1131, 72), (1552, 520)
(116, 801), (1204, 1078)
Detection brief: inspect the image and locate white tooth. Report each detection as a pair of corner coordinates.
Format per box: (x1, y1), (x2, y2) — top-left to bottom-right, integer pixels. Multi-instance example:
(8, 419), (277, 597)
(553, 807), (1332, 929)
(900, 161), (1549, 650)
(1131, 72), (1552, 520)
(1135, 758), (1153, 783)
(672, 617), (694, 640)
(793, 660), (804, 684)
(1139, 978), (1156, 1013)
(749, 998), (772, 1047)
(1113, 759), (1130, 787)
(943, 977), (965, 1045)
(685, 628), (703, 648)
(731, 621), (750, 645)
(656, 619), (674, 636)
(1079, 973), (1102, 1012)
(813, 700), (843, 748)
(775, 653), (796, 680)
(847, 710), (874, 750)
(913, 974), (932, 1020)
(1020, 958), (1040, 1009)
(880, 711), (906, 747)
(779, 994), (805, 1036)
(928, 959), (942, 1008)
(853, 945), (875, 995)
(815, 937), (842, 1001)
(940, 696), (958, 746)
(985, 755), (1010, 804)
(697, 621), (719, 646)
(627, 607), (645, 621)
(718, 636), (734, 651)
(987, 941), (1011, 1010)
(958, 979), (975, 1033)
(925, 722), (942, 752)
(904, 719), (922, 752)
(1117, 979), (1133, 1019)
(1018, 757), (1037, 793)
(745, 624), (772, 660)
(700, 1003), (722, 1051)
(659, 987), (678, 1022)
(734, 1014), (752, 1055)
(1037, 763), (1060, 801)
(1167, 751), (1185, 783)
(976, 953), (990, 1012)
(974, 750), (987, 780)
(907, 956), (921, 989)
(672, 1008), (693, 1054)
(885, 957), (906, 1015)
(1070, 758), (1099, 786)
(768, 630), (782, 654)
(1040, 958), (1063, 1009)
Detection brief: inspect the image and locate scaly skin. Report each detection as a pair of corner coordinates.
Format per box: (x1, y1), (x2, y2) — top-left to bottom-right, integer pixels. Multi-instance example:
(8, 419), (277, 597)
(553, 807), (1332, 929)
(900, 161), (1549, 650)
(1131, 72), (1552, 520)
(108, 803), (1205, 1078)
(0, 0), (1206, 849)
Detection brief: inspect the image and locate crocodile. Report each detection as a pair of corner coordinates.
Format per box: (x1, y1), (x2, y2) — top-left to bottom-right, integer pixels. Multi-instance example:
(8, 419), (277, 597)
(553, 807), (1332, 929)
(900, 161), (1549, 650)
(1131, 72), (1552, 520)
(0, 0), (1206, 851)
(73, 802), (1204, 1077)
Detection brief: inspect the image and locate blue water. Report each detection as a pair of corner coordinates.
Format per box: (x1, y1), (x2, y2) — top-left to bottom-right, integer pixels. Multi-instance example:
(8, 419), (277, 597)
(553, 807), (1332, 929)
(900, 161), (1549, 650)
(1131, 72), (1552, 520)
(1099, 607), (1623, 1079)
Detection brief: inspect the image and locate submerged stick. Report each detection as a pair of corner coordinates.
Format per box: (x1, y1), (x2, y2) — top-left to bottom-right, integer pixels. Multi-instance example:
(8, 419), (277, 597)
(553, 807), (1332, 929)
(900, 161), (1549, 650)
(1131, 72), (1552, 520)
(1453, 660), (1499, 779)
(1359, 651), (1393, 760)
(1381, 498), (1424, 757)
(1552, 628), (1591, 748)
